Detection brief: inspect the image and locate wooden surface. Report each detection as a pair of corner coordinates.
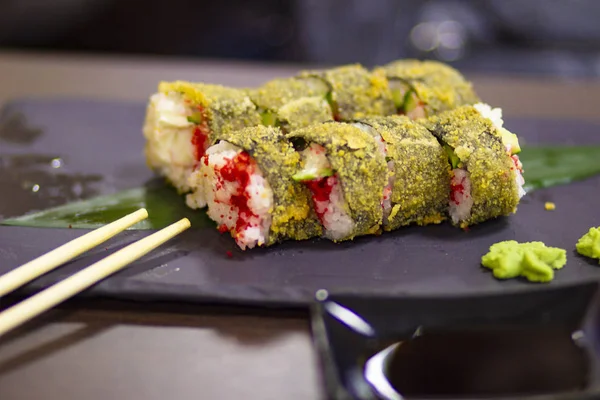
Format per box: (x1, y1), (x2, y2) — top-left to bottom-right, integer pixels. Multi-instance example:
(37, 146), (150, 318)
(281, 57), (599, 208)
(0, 49), (599, 400)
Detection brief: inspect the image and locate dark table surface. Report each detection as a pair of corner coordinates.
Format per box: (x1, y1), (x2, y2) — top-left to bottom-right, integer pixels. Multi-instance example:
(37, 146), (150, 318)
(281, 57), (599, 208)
(1, 49), (600, 400)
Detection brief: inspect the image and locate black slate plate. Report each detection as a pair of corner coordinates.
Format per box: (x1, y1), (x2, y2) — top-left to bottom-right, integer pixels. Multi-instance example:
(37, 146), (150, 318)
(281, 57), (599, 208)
(0, 98), (600, 308)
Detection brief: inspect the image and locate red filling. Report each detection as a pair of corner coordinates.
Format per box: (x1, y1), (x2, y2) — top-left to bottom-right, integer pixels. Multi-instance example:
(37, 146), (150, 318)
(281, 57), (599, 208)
(304, 175), (337, 222)
(217, 151), (259, 234)
(192, 126), (210, 161)
(511, 155), (523, 173)
(191, 107), (210, 161)
(450, 180), (465, 205)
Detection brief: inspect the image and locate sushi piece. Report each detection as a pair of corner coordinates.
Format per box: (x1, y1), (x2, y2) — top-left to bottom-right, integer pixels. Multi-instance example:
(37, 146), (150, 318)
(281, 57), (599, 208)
(187, 125), (322, 249)
(421, 104), (525, 228)
(247, 76), (333, 132)
(376, 59), (480, 119)
(352, 116), (451, 230)
(143, 81), (261, 197)
(288, 122), (388, 241)
(298, 64), (396, 121)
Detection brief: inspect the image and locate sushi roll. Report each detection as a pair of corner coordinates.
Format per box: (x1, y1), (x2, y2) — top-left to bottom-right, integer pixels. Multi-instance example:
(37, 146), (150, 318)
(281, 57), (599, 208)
(421, 104), (525, 228)
(288, 122), (388, 241)
(352, 116), (451, 230)
(247, 76), (333, 132)
(143, 81), (261, 196)
(298, 64), (396, 121)
(188, 125), (322, 250)
(376, 59), (480, 119)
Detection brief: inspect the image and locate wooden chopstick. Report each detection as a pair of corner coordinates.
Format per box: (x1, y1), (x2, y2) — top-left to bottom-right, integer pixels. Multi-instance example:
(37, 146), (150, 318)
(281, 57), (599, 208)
(0, 217), (191, 338)
(0, 208), (149, 297)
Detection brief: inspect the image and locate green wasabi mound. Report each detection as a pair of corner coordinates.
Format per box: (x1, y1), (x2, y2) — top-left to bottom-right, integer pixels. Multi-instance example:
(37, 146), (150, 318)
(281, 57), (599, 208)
(481, 241), (567, 283)
(576, 227), (600, 263)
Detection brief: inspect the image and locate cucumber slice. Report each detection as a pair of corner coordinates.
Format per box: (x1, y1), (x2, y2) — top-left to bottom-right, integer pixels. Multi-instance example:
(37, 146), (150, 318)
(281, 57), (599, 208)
(403, 90), (419, 112)
(325, 91), (334, 105)
(261, 111), (278, 126)
(500, 127), (521, 154)
(391, 89), (405, 109)
(292, 168), (334, 182)
(443, 144), (461, 169)
(324, 91), (339, 118)
(187, 112), (203, 124)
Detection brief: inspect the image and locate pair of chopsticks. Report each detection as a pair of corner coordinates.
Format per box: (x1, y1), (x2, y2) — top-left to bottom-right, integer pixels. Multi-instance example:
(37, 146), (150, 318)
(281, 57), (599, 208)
(0, 209), (190, 338)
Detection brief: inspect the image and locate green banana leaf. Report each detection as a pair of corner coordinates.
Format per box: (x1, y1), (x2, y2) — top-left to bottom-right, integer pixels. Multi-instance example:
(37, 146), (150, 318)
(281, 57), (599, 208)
(518, 145), (600, 192)
(2, 145), (600, 230)
(1, 180), (215, 230)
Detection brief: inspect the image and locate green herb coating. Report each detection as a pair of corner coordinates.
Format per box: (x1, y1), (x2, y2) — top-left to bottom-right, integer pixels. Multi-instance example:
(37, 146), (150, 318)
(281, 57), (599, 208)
(377, 59), (480, 116)
(277, 97), (333, 132)
(159, 81), (261, 137)
(421, 105), (520, 227)
(287, 122), (388, 240)
(356, 116), (450, 230)
(214, 126), (323, 244)
(481, 240), (567, 282)
(247, 76), (330, 112)
(299, 64), (396, 120)
(576, 227), (600, 263)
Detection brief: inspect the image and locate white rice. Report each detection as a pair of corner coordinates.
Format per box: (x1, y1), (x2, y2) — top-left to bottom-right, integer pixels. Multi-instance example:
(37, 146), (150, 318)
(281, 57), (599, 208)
(474, 102), (526, 199)
(301, 144), (355, 240)
(474, 103), (504, 129)
(300, 142), (332, 178)
(512, 155), (527, 199)
(193, 141), (274, 250)
(143, 92), (196, 192)
(449, 168), (473, 225)
(315, 176), (355, 241)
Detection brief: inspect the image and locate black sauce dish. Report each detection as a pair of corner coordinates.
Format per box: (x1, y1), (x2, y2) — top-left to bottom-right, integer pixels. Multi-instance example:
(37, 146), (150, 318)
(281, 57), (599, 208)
(309, 281), (600, 400)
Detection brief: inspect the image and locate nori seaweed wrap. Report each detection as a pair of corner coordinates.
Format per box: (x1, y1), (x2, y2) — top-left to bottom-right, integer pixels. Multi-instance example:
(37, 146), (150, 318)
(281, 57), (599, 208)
(353, 116), (451, 230)
(288, 122), (388, 241)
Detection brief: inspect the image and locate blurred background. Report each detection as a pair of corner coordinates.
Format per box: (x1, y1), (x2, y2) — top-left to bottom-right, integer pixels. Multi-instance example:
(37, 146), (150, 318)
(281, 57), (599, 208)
(1, 0), (600, 77)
